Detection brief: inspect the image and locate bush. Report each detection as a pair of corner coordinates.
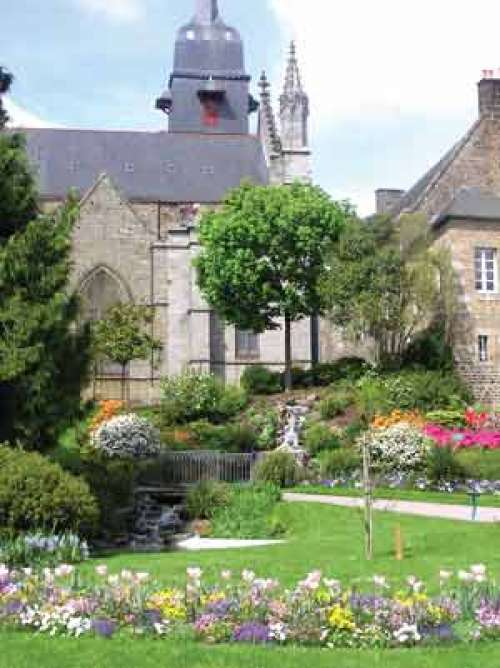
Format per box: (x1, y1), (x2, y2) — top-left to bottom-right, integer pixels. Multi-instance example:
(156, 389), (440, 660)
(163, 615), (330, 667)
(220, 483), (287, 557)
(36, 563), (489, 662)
(245, 406), (279, 451)
(211, 483), (284, 539)
(241, 365), (282, 395)
(425, 410), (466, 428)
(254, 451), (299, 488)
(291, 358), (368, 388)
(91, 414), (160, 459)
(303, 422), (341, 456)
(403, 324), (454, 372)
(456, 449), (500, 481)
(319, 393), (352, 420)
(160, 373), (248, 425)
(319, 449), (361, 479)
(189, 421), (258, 453)
(356, 425), (430, 475)
(186, 481), (231, 520)
(0, 446), (99, 534)
(426, 446), (469, 484)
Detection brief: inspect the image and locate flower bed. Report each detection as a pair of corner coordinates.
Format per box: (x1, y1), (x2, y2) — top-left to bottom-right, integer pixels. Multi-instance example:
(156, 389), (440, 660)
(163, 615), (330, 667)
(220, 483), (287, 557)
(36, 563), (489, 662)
(0, 563), (498, 647)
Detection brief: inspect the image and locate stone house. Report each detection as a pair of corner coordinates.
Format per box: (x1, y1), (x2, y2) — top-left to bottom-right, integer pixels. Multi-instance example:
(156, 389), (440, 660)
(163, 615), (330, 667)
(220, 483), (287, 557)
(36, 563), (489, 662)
(378, 74), (500, 402)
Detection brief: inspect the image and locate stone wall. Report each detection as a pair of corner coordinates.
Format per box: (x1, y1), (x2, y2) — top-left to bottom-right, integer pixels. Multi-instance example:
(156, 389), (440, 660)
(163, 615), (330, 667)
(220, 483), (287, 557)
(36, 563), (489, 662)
(434, 219), (500, 404)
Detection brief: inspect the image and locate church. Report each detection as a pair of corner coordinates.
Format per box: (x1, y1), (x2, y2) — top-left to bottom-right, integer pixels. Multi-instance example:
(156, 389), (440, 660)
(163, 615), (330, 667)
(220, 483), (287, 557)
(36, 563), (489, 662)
(18, 0), (332, 402)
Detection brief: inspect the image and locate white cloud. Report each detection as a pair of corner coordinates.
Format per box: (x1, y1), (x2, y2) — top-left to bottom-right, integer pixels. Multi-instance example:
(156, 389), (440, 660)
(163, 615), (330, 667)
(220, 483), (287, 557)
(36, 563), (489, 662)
(75, 0), (143, 22)
(269, 0), (500, 124)
(4, 98), (63, 129)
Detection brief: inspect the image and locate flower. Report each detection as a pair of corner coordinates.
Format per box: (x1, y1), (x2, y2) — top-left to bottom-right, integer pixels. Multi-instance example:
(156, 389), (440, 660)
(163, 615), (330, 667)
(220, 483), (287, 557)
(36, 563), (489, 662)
(135, 572), (149, 584)
(439, 570), (452, 582)
(95, 565), (108, 577)
(55, 564), (74, 578)
(221, 570), (232, 581)
(458, 570), (473, 583)
(233, 622), (269, 644)
(373, 575), (388, 589)
(241, 570), (256, 584)
(187, 567), (203, 581)
(92, 618), (116, 638)
(328, 604), (355, 631)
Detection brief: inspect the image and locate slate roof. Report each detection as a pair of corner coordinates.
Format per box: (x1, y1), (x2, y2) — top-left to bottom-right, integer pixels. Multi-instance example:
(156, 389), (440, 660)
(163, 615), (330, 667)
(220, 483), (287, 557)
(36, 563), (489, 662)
(434, 187), (500, 226)
(19, 128), (269, 203)
(389, 121), (480, 217)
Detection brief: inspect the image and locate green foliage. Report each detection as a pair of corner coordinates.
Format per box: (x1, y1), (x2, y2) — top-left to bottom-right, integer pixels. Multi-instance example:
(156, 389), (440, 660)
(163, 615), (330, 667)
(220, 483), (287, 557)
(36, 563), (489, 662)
(303, 422), (341, 456)
(322, 215), (458, 368)
(254, 451), (299, 488)
(0, 67), (14, 129)
(319, 393), (352, 420)
(0, 195), (91, 450)
(0, 445), (99, 534)
(0, 133), (38, 241)
(211, 483), (284, 539)
(160, 373), (248, 426)
(319, 448), (361, 479)
(291, 358), (368, 388)
(425, 410), (466, 428)
(241, 365), (282, 395)
(188, 421), (258, 453)
(186, 481), (231, 520)
(196, 182), (351, 387)
(456, 449), (500, 482)
(0, 531), (89, 568)
(402, 324), (454, 371)
(426, 446), (468, 485)
(92, 303), (161, 400)
(245, 405), (279, 450)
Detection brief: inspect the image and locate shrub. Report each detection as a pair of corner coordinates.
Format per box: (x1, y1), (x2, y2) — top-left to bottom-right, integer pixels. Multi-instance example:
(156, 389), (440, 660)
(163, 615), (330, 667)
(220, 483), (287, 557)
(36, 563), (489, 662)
(456, 449), (500, 481)
(426, 446), (469, 484)
(291, 358), (368, 388)
(241, 365), (282, 395)
(319, 393), (352, 420)
(186, 481), (231, 520)
(319, 449), (361, 478)
(245, 406), (279, 450)
(0, 445), (99, 534)
(303, 422), (341, 456)
(356, 424), (430, 475)
(254, 451), (299, 488)
(91, 414), (160, 459)
(160, 373), (248, 425)
(211, 483), (284, 539)
(425, 410), (466, 428)
(189, 421), (258, 453)
(402, 324), (454, 372)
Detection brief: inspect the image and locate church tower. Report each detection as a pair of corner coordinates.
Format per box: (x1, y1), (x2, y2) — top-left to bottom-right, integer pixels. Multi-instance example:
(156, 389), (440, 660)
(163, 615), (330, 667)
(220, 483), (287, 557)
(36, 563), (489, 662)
(156, 0), (258, 134)
(278, 42), (312, 183)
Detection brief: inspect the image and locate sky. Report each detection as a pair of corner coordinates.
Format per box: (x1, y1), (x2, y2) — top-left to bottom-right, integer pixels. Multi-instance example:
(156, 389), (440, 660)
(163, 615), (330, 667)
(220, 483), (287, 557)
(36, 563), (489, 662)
(4, 0), (500, 215)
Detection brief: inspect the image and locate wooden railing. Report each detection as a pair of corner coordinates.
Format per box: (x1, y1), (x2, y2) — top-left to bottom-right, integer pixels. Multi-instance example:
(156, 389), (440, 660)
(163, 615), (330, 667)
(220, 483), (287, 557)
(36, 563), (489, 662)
(138, 451), (258, 487)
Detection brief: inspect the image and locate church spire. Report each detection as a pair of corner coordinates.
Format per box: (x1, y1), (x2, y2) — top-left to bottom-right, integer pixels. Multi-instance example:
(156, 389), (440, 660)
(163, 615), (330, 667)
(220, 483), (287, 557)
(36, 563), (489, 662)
(194, 0), (219, 24)
(282, 41), (303, 95)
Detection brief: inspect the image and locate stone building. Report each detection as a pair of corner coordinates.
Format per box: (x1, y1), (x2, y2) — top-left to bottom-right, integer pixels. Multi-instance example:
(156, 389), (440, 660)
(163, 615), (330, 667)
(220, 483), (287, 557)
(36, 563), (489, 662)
(18, 0), (321, 402)
(378, 72), (500, 403)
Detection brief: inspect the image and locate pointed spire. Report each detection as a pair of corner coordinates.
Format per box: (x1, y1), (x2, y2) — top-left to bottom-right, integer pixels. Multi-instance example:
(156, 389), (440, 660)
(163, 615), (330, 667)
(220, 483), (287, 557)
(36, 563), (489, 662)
(194, 0), (219, 24)
(258, 70), (281, 157)
(283, 41), (303, 95)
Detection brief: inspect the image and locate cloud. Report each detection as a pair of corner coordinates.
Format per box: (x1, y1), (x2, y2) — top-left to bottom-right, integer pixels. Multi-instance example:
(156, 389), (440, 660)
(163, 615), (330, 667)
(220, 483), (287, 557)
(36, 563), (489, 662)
(269, 0), (500, 124)
(4, 98), (63, 129)
(75, 0), (143, 22)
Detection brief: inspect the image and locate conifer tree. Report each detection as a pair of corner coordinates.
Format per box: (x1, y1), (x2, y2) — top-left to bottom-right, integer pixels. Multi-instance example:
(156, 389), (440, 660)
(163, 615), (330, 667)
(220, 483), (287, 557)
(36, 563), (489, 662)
(0, 66), (13, 129)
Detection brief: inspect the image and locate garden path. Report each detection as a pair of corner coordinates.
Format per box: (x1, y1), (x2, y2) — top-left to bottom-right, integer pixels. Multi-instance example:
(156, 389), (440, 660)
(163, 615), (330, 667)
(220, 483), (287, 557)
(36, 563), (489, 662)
(283, 492), (500, 523)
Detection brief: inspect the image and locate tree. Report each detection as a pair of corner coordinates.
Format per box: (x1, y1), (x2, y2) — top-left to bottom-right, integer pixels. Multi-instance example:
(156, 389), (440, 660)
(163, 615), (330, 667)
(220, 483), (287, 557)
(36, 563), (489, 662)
(92, 304), (162, 401)
(0, 197), (91, 449)
(0, 66), (13, 129)
(196, 182), (350, 389)
(322, 214), (458, 368)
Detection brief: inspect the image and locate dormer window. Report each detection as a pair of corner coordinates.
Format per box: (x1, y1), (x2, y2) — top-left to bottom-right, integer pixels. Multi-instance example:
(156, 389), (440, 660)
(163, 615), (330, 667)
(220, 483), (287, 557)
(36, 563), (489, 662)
(198, 81), (225, 128)
(186, 30), (196, 40)
(124, 162), (135, 174)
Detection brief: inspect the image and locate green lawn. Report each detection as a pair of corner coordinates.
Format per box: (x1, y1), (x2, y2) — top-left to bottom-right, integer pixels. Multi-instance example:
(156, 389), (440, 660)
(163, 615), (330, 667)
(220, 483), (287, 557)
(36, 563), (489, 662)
(291, 485), (500, 508)
(5, 503), (500, 667)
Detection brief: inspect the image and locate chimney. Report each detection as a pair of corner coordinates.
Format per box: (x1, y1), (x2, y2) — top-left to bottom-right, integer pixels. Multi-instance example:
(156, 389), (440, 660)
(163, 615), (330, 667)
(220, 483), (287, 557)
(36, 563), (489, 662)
(478, 72), (500, 120)
(375, 189), (405, 215)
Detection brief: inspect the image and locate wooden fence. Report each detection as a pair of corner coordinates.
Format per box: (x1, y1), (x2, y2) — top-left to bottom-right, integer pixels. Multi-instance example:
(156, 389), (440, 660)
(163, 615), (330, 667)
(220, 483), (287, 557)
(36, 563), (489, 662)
(138, 451), (258, 488)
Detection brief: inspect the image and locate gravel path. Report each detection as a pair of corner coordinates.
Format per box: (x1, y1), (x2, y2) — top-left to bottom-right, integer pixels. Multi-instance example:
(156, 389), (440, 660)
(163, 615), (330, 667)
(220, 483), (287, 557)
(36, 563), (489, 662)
(283, 492), (500, 523)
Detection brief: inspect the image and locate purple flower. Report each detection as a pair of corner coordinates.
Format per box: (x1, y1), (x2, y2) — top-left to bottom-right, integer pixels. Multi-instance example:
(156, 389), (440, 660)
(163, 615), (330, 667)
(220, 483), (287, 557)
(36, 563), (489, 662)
(233, 622), (269, 644)
(92, 618), (117, 638)
(205, 598), (234, 618)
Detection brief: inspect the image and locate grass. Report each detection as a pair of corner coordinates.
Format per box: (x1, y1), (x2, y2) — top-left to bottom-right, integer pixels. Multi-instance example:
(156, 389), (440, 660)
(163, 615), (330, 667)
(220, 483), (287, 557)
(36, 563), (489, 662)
(5, 502), (500, 666)
(290, 485), (500, 508)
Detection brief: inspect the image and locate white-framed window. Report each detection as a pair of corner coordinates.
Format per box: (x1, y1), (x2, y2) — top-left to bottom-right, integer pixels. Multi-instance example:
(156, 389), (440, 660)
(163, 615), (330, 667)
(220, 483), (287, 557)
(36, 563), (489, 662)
(475, 247), (497, 292)
(478, 335), (489, 362)
(235, 329), (260, 359)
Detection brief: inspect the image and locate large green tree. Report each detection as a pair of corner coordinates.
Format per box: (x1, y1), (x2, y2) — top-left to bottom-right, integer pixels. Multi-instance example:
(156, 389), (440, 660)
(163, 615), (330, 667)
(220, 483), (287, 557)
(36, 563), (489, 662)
(322, 214), (457, 368)
(0, 167), (90, 449)
(196, 182), (350, 389)
(92, 304), (162, 401)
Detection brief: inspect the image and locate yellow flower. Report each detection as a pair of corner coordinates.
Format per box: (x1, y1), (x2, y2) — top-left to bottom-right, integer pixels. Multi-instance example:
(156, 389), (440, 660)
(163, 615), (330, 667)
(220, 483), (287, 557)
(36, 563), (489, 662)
(328, 604), (356, 631)
(148, 589), (186, 622)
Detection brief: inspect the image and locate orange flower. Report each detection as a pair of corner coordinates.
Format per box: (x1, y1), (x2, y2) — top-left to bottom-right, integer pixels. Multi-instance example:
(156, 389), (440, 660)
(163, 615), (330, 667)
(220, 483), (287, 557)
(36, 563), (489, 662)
(89, 400), (125, 434)
(371, 410), (425, 430)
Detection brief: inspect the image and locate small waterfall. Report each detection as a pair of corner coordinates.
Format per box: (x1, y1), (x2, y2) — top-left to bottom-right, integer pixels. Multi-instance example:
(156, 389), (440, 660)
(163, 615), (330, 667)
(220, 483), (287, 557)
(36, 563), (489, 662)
(130, 491), (184, 551)
(276, 403), (310, 465)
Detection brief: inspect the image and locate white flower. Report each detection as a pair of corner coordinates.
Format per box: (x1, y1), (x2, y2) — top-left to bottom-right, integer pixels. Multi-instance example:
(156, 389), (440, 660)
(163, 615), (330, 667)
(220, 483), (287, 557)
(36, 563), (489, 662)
(43, 568), (54, 583)
(135, 572), (149, 584)
(187, 567), (203, 581)
(108, 575), (120, 587)
(407, 576), (423, 593)
(373, 575), (388, 589)
(95, 565), (108, 577)
(439, 570), (452, 582)
(55, 564), (74, 578)
(22, 568), (33, 577)
(269, 622), (287, 642)
(471, 564), (487, 577)
(121, 570), (133, 581)
(458, 570), (473, 583)
(242, 569), (256, 584)
(221, 570), (232, 581)
(0, 565), (9, 580)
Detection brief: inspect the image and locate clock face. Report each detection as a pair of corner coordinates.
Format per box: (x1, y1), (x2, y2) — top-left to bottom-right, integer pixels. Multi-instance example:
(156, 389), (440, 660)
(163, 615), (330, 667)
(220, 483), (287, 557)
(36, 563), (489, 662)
(202, 99), (220, 127)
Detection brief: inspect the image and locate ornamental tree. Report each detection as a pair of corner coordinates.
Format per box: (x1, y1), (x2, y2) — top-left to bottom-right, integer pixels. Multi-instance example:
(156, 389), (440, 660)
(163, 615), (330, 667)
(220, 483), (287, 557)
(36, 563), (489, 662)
(92, 304), (162, 401)
(196, 182), (351, 389)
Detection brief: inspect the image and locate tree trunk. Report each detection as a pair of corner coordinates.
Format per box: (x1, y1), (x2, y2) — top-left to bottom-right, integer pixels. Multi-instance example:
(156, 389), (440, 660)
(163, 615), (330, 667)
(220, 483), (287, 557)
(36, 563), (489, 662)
(121, 364), (127, 404)
(362, 438), (373, 560)
(284, 314), (292, 392)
